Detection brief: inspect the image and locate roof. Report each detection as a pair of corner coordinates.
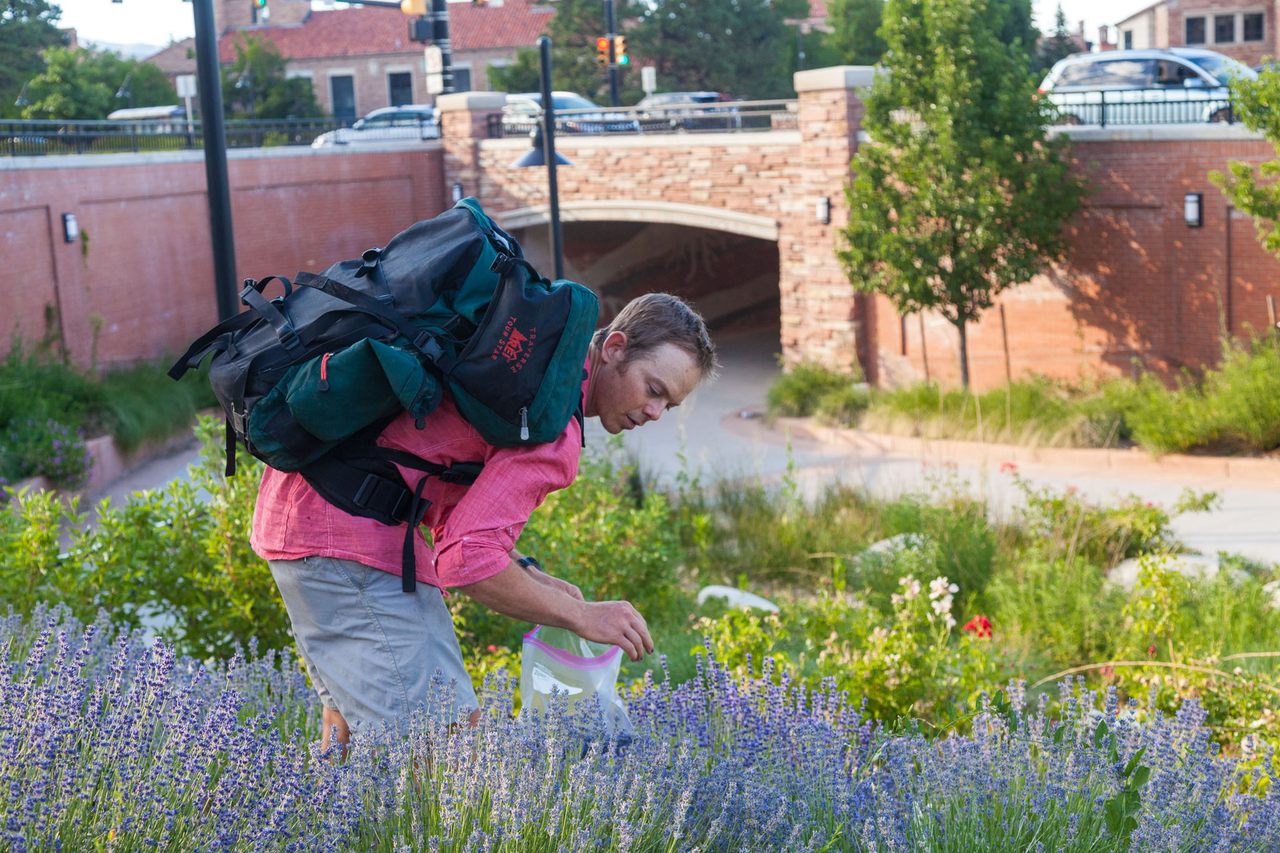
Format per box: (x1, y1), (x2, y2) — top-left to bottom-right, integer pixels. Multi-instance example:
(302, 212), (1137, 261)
(1114, 0), (1165, 29)
(145, 38), (197, 75)
(218, 0), (554, 63)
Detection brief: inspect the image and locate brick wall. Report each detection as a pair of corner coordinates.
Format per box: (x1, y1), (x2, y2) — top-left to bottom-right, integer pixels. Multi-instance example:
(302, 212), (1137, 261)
(869, 128), (1280, 390)
(0, 146), (446, 370)
(1166, 1), (1277, 67)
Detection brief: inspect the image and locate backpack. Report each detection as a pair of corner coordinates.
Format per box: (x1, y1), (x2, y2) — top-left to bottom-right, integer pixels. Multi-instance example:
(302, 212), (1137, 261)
(169, 198), (599, 591)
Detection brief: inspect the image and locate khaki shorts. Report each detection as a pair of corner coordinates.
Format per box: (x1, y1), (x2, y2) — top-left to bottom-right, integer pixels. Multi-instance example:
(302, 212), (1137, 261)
(269, 555), (478, 736)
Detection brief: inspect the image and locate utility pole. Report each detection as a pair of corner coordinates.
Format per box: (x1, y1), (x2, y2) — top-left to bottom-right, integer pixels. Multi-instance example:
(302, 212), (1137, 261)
(604, 0), (619, 106)
(431, 0), (455, 94)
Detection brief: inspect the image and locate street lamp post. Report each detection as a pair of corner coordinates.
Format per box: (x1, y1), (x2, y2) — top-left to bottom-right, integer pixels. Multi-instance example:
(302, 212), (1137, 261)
(511, 36), (570, 280)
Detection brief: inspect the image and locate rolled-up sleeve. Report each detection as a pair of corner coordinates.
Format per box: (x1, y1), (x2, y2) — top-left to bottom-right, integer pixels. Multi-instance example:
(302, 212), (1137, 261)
(432, 424), (581, 587)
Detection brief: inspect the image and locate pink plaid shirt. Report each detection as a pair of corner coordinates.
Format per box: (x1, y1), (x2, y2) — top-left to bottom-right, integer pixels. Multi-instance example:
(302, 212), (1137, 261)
(250, 363), (587, 589)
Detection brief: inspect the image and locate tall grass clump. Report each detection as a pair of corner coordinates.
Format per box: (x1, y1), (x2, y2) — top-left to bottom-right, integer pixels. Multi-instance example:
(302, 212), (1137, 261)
(766, 361), (867, 423)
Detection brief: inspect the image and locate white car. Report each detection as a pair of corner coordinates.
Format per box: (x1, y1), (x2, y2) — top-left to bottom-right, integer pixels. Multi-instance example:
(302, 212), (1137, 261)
(1039, 48), (1257, 125)
(311, 105), (439, 148)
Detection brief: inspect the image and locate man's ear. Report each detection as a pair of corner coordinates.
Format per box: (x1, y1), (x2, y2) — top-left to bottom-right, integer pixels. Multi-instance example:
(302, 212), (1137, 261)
(600, 330), (628, 364)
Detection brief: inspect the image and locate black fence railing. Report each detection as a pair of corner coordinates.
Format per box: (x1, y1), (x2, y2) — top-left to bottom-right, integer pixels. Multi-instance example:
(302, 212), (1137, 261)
(0, 117), (358, 157)
(1047, 90), (1237, 127)
(486, 99), (799, 139)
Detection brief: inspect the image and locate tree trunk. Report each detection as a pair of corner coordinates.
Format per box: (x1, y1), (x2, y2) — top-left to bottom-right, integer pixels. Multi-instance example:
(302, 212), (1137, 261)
(955, 318), (970, 389)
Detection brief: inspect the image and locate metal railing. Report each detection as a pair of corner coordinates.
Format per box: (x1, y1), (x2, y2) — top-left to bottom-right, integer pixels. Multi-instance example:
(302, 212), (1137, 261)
(0, 117), (356, 157)
(1046, 90), (1237, 127)
(487, 98), (799, 139)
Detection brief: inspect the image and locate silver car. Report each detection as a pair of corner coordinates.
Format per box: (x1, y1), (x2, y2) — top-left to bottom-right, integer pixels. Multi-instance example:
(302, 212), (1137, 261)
(501, 92), (641, 136)
(311, 105), (440, 148)
(1039, 48), (1257, 126)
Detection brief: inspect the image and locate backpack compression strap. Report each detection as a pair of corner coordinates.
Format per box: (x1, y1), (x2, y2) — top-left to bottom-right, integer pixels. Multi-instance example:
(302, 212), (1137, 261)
(300, 441), (483, 593)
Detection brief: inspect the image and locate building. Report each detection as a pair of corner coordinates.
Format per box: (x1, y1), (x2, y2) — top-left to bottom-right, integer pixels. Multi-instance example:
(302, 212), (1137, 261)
(144, 0), (552, 119)
(1114, 0), (1277, 67)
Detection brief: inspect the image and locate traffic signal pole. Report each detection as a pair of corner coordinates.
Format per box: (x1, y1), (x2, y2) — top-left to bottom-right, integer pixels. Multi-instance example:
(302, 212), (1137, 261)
(604, 0), (619, 106)
(192, 0), (238, 321)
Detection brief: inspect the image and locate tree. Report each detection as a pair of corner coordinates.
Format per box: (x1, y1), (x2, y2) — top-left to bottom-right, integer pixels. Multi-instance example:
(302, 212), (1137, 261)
(631, 0), (809, 100)
(825, 0), (886, 66)
(839, 0), (1084, 388)
(18, 47), (174, 120)
(0, 0), (68, 118)
(1035, 3), (1078, 75)
(1213, 71), (1280, 261)
(221, 34), (321, 119)
(489, 0), (631, 104)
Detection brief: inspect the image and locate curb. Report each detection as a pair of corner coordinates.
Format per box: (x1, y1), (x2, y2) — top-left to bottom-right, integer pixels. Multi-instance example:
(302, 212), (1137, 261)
(774, 418), (1280, 485)
(8, 430), (197, 502)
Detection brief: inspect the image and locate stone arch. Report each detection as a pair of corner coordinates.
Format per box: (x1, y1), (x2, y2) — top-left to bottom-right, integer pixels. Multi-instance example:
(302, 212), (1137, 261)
(494, 200), (780, 242)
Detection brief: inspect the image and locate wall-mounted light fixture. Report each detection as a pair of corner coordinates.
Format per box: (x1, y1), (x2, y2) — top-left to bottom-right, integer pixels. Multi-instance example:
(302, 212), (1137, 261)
(1184, 192), (1203, 228)
(61, 213), (79, 243)
(816, 196), (831, 225)
(451, 182), (464, 204)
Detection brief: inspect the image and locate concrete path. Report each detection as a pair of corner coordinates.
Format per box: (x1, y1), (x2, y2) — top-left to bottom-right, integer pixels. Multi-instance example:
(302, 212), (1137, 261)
(90, 327), (1280, 566)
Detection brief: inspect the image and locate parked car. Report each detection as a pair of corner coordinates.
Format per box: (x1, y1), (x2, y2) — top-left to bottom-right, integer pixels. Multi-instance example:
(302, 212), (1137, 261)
(1039, 48), (1257, 125)
(311, 105), (439, 148)
(501, 92), (640, 136)
(634, 91), (741, 131)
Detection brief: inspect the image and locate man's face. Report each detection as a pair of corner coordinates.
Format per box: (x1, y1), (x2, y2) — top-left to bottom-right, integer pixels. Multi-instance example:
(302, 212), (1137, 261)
(590, 334), (702, 435)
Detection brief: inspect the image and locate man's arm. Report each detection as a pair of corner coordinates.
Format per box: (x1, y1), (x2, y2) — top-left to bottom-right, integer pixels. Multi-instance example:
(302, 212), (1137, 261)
(459, 560), (654, 661)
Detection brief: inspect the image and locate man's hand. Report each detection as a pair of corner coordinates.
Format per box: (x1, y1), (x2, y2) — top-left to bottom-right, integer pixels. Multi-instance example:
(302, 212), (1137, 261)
(575, 600), (653, 662)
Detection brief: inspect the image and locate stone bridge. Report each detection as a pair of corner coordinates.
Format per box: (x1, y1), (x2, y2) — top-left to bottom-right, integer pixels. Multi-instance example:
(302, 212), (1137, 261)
(438, 65), (870, 378)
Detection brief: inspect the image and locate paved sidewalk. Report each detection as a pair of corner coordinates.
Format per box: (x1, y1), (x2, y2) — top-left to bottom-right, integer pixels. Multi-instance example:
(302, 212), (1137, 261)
(91, 328), (1280, 566)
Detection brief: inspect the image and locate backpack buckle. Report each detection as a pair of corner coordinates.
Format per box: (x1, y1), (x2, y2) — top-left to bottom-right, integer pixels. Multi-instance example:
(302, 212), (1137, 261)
(412, 331), (443, 362)
(440, 462), (483, 485)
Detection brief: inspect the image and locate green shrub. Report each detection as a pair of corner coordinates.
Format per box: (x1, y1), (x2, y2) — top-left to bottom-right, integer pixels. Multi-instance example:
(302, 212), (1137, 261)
(0, 418), (93, 488)
(98, 360), (216, 452)
(765, 362), (862, 418)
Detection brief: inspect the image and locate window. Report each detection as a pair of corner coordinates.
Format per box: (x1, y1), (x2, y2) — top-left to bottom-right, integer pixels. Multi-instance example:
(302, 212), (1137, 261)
(1155, 59), (1201, 86)
(1096, 59), (1157, 88)
(388, 72), (413, 106)
(1215, 14), (1235, 43)
(451, 66), (472, 92)
(1186, 16), (1206, 44)
(1123, 29), (1133, 49)
(1244, 13), (1264, 42)
(330, 75), (356, 121)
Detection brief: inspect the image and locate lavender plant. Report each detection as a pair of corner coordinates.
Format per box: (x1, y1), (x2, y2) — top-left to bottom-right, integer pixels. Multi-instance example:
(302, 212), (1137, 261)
(3, 608), (1277, 852)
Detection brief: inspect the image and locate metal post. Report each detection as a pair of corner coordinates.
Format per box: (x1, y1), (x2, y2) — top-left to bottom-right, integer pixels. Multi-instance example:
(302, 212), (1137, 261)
(539, 37), (564, 280)
(432, 0), (455, 94)
(193, 0), (239, 322)
(604, 0), (619, 107)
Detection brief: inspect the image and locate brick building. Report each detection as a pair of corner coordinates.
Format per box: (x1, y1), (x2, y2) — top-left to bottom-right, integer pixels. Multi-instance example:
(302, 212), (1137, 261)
(1115, 0), (1278, 67)
(144, 0), (552, 119)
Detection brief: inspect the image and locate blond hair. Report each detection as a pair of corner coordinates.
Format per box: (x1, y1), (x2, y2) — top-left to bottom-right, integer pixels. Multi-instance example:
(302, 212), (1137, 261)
(592, 293), (718, 379)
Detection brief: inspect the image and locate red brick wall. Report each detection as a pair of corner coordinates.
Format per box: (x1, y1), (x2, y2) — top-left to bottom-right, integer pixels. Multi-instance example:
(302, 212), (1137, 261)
(1, 147), (445, 370)
(869, 132), (1280, 390)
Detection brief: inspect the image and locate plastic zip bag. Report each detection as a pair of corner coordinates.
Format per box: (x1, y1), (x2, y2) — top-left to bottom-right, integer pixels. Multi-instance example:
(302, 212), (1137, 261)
(520, 625), (635, 743)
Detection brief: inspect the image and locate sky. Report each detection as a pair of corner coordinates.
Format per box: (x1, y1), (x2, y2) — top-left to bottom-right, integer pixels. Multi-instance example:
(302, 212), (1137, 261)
(54, 0), (1157, 53)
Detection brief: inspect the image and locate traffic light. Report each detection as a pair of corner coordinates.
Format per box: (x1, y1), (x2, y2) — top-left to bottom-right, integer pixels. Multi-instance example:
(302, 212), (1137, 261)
(595, 36), (610, 67)
(408, 16), (430, 42)
(614, 35), (628, 66)
(254, 0), (266, 7)
(400, 0), (427, 15)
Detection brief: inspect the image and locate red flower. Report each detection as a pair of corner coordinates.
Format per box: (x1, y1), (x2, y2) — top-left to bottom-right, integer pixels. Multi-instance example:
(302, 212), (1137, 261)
(999, 462), (1017, 474)
(486, 644), (500, 654)
(962, 615), (993, 638)
(1147, 644), (1156, 658)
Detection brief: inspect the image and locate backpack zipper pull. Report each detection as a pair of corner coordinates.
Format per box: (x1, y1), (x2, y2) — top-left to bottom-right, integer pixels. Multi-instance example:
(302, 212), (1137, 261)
(318, 352), (333, 391)
(519, 407), (529, 441)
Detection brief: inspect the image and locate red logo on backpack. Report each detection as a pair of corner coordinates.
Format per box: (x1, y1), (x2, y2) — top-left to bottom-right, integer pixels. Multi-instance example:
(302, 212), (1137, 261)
(492, 316), (536, 373)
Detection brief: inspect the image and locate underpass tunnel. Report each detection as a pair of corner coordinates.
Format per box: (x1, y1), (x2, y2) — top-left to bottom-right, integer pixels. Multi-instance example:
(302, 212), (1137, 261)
(509, 220), (781, 353)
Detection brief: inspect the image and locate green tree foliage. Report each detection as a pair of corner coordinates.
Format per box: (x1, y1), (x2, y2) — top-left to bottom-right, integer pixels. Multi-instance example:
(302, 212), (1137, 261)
(17, 47), (175, 120)
(840, 0), (1084, 387)
(1035, 3), (1079, 75)
(1213, 69), (1280, 259)
(825, 0), (886, 66)
(489, 0), (631, 103)
(221, 34), (321, 119)
(631, 0), (809, 100)
(0, 0), (67, 119)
